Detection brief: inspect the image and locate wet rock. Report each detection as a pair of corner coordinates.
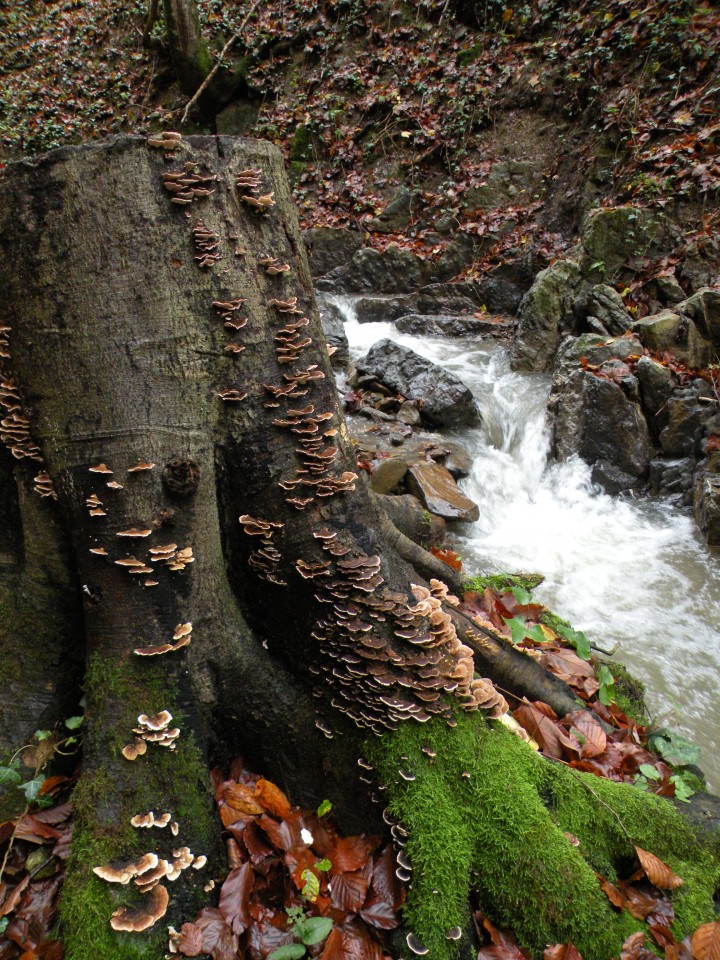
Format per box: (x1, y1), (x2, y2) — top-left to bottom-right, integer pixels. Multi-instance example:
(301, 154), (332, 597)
(694, 475), (720, 546)
(550, 368), (653, 478)
(678, 238), (720, 293)
(395, 313), (512, 338)
(632, 310), (686, 353)
(369, 458), (409, 495)
(575, 284), (632, 336)
(397, 401), (421, 426)
(319, 245), (425, 294)
(511, 260), (583, 372)
(444, 444), (474, 479)
(303, 227), (362, 278)
(636, 356), (675, 438)
(316, 294), (350, 368)
(591, 459), (642, 495)
(353, 295), (409, 323)
(413, 281), (481, 314)
(369, 187), (414, 234)
(648, 458), (694, 499)
(655, 275), (687, 306)
(677, 287), (720, 361)
(406, 462), (480, 522)
(659, 381), (714, 457)
(356, 339), (480, 429)
(425, 233), (483, 283)
(475, 255), (538, 315)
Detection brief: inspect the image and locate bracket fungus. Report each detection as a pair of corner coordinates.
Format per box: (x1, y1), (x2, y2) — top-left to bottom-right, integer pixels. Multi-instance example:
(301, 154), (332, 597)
(110, 884), (169, 933)
(33, 471), (58, 499)
(128, 460), (156, 473)
(258, 256), (290, 275)
(116, 526), (154, 538)
(217, 388), (248, 403)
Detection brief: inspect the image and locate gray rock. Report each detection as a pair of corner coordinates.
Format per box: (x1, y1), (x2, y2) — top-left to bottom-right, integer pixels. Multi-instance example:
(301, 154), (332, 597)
(475, 254), (537, 315)
(677, 287), (720, 346)
(550, 371), (653, 478)
(591, 459), (641, 494)
(406, 462), (479, 522)
(369, 187), (414, 234)
(303, 227), (362, 278)
(648, 458), (694, 499)
(586, 317), (610, 336)
(356, 340), (480, 429)
(575, 284), (632, 336)
(694, 475), (720, 546)
(687, 322), (713, 369)
(395, 313), (512, 338)
(215, 101), (259, 135)
(636, 356), (675, 438)
(655, 275), (687, 306)
(511, 260), (583, 372)
(678, 239), (720, 293)
(397, 401), (421, 426)
(631, 310), (686, 353)
(321, 245), (426, 294)
(580, 206), (674, 279)
(315, 294), (350, 368)
(462, 160), (540, 212)
(659, 382), (714, 457)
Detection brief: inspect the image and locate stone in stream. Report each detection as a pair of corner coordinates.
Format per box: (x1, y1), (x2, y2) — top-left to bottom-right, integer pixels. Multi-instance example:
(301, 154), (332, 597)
(356, 339), (481, 429)
(395, 313), (512, 338)
(574, 283), (633, 337)
(511, 260), (583, 372)
(406, 462), (480, 522)
(315, 293), (350, 368)
(694, 475), (720, 546)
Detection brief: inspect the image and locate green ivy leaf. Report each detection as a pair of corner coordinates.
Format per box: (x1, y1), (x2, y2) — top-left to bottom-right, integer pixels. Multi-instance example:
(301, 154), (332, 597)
(0, 767), (22, 788)
(509, 585), (533, 605)
(670, 774), (695, 802)
(34, 730), (52, 742)
(597, 665), (615, 687)
(300, 916), (334, 946)
(65, 715), (83, 730)
(315, 858), (332, 872)
(268, 945), (306, 960)
(316, 799), (332, 817)
(555, 623), (591, 660)
(639, 763), (660, 781)
(503, 616), (528, 646)
(19, 776), (45, 802)
(650, 730), (701, 766)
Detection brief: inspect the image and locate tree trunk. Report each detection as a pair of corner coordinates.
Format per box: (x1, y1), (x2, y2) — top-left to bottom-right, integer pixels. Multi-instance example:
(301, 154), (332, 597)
(0, 137), (716, 960)
(162, 0), (212, 95)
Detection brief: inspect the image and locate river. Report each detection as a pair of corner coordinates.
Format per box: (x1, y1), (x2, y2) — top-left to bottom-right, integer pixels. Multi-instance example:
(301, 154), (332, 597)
(331, 295), (720, 792)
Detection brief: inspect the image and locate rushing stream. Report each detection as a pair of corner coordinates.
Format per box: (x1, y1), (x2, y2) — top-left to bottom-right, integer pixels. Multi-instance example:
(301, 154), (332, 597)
(331, 295), (720, 791)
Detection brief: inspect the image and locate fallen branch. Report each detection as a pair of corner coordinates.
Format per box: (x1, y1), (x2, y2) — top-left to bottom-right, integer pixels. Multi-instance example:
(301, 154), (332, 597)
(181, 0), (261, 124)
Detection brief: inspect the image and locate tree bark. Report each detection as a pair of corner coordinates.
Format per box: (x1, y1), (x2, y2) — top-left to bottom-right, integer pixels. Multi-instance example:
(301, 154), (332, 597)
(0, 136), (714, 960)
(162, 0), (212, 95)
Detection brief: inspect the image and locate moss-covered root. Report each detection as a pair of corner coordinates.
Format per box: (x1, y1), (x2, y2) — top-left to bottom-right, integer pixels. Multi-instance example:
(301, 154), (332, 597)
(60, 655), (218, 960)
(368, 714), (719, 960)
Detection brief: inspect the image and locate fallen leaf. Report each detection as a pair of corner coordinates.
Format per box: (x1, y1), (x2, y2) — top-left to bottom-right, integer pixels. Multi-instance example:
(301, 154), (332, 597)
(691, 921), (720, 960)
(219, 862), (254, 935)
(255, 779), (292, 819)
(178, 922), (204, 957)
(634, 847), (683, 890)
(543, 944), (583, 960)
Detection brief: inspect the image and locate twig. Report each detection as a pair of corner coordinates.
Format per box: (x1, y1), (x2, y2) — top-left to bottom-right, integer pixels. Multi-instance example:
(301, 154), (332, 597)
(181, 0), (262, 124)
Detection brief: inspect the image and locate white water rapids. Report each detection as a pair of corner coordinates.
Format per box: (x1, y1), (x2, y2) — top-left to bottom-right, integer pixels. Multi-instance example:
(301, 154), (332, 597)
(332, 295), (720, 791)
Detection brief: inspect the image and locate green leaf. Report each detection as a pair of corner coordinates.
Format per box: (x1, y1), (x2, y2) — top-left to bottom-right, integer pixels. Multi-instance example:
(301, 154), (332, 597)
(65, 715), (83, 730)
(639, 763), (660, 781)
(598, 684), (614, 706)
(556, 623), (591, 660)
(315, 858), (332, 872)
(0, 917), (8, 935)
(19, 776), (45, 802)
(503, 616), (528, 646)
(301, 868), (320, 902)
(268, 946), (306, 960)
(316, 799), (332, 817)
(510, 585), (533, 605)
(300, 916), (334, 946)
(670, 774), (695, 802)
(650, 730), (701, 766)
(524, 624), (546, 644)
(34, 730), (52, 742)
(597, 665), (615, 687)
(0, 766), (22, 788)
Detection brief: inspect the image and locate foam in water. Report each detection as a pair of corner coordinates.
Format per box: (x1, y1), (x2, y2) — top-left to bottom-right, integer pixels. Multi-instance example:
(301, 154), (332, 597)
(334, 295), (720, 789)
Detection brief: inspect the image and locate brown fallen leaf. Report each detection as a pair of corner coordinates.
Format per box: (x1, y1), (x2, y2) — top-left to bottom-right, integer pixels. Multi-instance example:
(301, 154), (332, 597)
(178, 922), (204, 957)
(634, 847), (683, 890)
(543, 944), (583, 960)
(597, 874), (625, 910)
(619, 931), (656, 960)
(691, 920), (720, 960)
(255, 778), (292, 819)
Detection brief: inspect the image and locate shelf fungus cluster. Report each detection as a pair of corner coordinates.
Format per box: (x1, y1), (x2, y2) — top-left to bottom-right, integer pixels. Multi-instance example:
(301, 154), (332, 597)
(238, 514), (287, 586)
(304, 529), (508, 734)
(192, 222), (221, 269)
(275, 316), (312, 365)
(1, 378), (41, 462)
(235, 168), (275, 212)
(258, 255), (290, 276)
(93, 840), (205, 932)
(122, 710), (180, 760)
(147, 130), (183, 156)
(134, 621), (193, 657)
(162, 163), (217, 206)
(33, 470), (58, 500)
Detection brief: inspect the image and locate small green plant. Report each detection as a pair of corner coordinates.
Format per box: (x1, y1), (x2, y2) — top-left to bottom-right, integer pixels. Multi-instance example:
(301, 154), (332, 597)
(268, 906), (334, 959)
(596, 664), (616, 706)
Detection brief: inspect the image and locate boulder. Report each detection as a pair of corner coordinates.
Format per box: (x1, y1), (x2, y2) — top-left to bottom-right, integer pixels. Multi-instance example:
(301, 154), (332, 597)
(659, 381), (714, 457)
(303, 226), (362, 278)
(575, 284), (632, 336)
(655, 275), (687, 307)
(636, 355), (675, 438)
(631, 310), (685, 353)
(580, 206), (674, 279)
(368, 457), (409, 495)
(648, 458), (695, 500)
(694, 475), (720, 546)
(461, 159), (540, 211)
(395, 313), (512, 338)
(677, 286), (720, 354)
(687, 322), (713, 369)
(550, 370), (653, 478)
(591, 460), (642, 495)
(315, 294), (350, 368)
(353, 295), (410, 324)
(511, 260), (583, 372)
(369, 187), (414, 234)
(356, 339), (480, 428)
(406, 462), (480, 522)
(475, 254), (538, 315)
(319, 245), (426, 294)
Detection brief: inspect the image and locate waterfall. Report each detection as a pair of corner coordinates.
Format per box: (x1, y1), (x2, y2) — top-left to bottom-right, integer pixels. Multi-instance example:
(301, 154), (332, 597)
(332, 295), (720, 790)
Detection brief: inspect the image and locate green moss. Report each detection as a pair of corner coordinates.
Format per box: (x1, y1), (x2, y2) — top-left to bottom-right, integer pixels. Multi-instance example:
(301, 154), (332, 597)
(464, 572), (545, 593)
(60, 655), (217, 960)
(605, 660), (649, 724)
(289, 123), (315, 162)
(367, 713), (719, 960)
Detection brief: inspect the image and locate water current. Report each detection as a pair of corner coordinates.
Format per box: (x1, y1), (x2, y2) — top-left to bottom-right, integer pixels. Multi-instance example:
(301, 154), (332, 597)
(331, 295), (720, 791)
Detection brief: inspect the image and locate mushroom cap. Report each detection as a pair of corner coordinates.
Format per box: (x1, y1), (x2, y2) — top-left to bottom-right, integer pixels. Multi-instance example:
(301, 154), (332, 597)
(130, 812), (156, 828)
(128, 461), (156, 473)
(406, 933), (429, 955)
(89, 463), (113, 474)
(110, 884), (169, 932)
(138, 710), (172, 731)
(121, 738), (148, 761)
(92, 862), (134, 884)
(116, 527), (153, 538)
(172, 622), (192, 641)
